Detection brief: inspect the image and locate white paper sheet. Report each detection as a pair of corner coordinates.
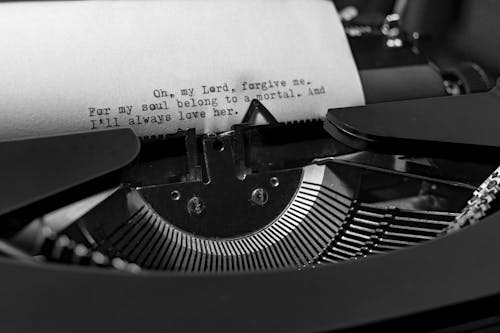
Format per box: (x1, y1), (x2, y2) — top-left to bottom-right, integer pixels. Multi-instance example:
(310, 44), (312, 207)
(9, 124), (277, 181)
(0, 0), (364, 140)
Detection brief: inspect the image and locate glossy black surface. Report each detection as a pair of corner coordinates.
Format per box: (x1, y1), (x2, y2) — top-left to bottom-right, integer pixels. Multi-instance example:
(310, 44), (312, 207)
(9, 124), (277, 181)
(326, 83), (500, 157)
(0, 129), (140, 236)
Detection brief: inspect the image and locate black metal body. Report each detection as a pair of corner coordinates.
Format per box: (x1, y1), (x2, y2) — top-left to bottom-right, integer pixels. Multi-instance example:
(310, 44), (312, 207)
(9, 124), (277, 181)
(1, 210), (500, 332)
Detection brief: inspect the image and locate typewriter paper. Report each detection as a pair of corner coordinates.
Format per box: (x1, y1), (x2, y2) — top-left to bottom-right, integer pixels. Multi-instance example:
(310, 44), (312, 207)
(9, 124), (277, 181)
(0, 0), (364, 140)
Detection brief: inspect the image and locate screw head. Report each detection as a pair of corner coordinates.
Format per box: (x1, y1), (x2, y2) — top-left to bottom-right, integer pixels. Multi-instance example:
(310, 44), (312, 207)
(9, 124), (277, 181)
(187, 196), (205, 215)
(171, 190), (181, 201)
(251, 188), (269, 206)
(212, 140), (224, 152)
(270, 177), (280, 187)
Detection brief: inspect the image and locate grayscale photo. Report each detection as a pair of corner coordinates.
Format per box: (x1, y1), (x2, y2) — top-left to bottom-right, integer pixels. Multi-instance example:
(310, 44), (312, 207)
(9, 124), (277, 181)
(0, 0), (498, 332)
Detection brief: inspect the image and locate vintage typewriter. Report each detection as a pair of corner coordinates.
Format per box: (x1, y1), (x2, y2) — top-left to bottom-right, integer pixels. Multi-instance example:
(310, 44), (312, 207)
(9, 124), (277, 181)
(3, 0), (500, 332)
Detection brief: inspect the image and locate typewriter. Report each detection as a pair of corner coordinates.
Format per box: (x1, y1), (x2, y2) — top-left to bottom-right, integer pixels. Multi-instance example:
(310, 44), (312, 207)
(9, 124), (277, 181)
(3, 0), (500, 332)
